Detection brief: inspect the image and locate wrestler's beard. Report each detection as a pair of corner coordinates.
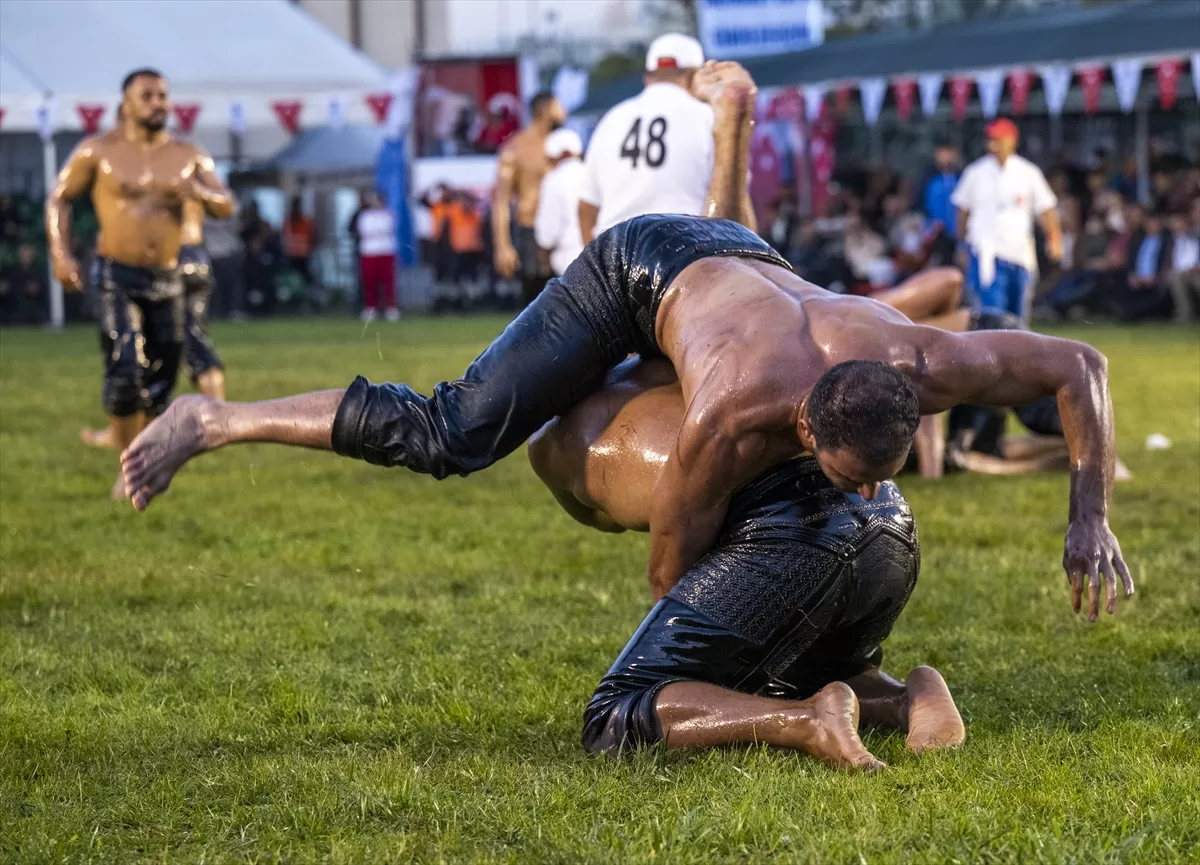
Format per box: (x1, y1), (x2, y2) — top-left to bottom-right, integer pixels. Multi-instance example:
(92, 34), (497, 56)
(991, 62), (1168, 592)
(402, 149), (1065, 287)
(141, 114), (167, 133)
(549, 119), (564, 131)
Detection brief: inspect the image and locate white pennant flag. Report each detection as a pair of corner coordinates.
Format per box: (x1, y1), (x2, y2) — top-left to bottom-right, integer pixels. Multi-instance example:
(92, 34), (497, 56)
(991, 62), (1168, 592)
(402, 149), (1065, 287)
(1039, 65), (1072, 117)
(918, 72), (944, 117)
(327, 95), (346, 130)
(859, 77), (886, 126)
(1192, 53), (1200, 103)
(229, 101), (246, 135)
(1112, 57), (1143, 113)
(803, 83), (826, 124)
(975, 69), (1005, 118)
(36, 101), (55, 141)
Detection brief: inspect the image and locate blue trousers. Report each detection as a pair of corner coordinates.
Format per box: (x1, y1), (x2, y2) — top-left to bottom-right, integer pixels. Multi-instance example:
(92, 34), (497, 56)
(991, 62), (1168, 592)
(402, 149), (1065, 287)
(967, 253), (1032, 319)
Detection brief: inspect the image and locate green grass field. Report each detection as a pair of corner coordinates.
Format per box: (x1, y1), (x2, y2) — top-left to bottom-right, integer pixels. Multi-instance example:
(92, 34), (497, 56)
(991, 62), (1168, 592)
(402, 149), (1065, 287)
(2, 317), (1198, 864)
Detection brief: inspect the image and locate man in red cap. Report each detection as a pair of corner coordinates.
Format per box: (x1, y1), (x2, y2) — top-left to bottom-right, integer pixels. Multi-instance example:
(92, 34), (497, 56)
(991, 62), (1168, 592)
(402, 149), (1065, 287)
(952, 118), (1062, 321)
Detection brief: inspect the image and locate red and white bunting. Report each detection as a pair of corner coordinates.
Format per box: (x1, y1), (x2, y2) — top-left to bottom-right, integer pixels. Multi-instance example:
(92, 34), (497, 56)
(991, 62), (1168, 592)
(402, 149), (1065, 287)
(1040, 65), (1071, 117)
(918, 72), (944, 118)
(366, 91), (394, 125)
(859, 78), (886, 126)
(1077, 65), (1105, 114)
(1155, 59), (1181, 110)
(1008, 69), (1033, 115)
(1111, 58), (1143, 113)
(272, 100), (303, 135)
(76, 103), (106, 135)
(976, 69), (1004, 118)
(948, 75), (973, 122)
(835, 85), (852, 116)
(172, 103), (201, 133)
(327, 95), (346, 130)
(802, 84), (826, 124)
(892, 77), (916, 122)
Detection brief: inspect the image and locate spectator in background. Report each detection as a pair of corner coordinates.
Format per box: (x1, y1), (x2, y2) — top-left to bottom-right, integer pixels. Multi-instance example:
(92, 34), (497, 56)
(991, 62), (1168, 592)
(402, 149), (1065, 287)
(282, 196), (317, 289)
(1110, 154), (1138, 202)
(0, 243), (46, 325)
(953, 118), (1061, 321)
(1115, 211), (1171, 321)
(419, 183), (454, 290)
(1041, 210), (1111, 320)
(239, 201), (279, 316)
(763, 196), (798, 257)
(447, 189), (485, 296)
(1167, 211), (1200, 323)
(843, 210), (891, 292)
(357, 190), (399, 323)
(922, 144), (959, 256)
(534, 128), (586, 277)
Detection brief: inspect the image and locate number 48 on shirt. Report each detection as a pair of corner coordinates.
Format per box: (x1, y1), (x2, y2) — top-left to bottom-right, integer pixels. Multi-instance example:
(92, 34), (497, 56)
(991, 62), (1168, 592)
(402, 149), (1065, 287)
(620, 116), (669, 168)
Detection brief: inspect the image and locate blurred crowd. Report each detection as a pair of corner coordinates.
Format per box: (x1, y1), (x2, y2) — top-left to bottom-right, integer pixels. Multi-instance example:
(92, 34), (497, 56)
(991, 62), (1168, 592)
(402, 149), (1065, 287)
(762, 142), (1200, 324)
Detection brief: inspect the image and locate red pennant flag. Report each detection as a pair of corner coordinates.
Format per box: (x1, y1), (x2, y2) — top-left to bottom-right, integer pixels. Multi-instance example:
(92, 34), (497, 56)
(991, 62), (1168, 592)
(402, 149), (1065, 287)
(1008, 70), (1033, 115)
(77, 103), (106, 135)
(892, 77), (916, 122)
(835, 85), (852, 116)
(949, 76), (973, 122)
(272, 100), (303, 135)
(1077, 65), (1105, 114)
(172, 103), (201, 133)
(1155, 59), (1181, 110)
(366, 92), (393, 125)
(0, 107), (5, 131)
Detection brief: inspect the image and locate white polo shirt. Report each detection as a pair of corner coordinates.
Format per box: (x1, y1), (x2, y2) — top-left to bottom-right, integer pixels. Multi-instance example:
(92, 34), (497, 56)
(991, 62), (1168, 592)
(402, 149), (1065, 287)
(952, 153), (1057, 274)
(579, 82), (714, 235)
(534, 157), (586, 275)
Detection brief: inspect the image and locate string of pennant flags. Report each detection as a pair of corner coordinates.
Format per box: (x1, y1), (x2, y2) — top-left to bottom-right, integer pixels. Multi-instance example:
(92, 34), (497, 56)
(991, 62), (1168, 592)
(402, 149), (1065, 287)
(758, 52), (1200, 125)
(0, 90), (402, 139)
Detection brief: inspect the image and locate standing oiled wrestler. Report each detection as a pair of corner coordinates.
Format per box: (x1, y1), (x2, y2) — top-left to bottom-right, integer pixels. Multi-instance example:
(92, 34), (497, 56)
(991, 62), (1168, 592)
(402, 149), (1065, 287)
(121, 63), (1130, 622)
(47, 68), (235, 494)
(528, 357), (964, 766)
(491, 92), (566, 306)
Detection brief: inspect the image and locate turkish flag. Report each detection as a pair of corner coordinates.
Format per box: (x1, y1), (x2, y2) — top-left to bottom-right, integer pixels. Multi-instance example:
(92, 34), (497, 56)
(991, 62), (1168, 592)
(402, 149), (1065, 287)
(1078, 65), (1105, 114)
(1008, 70), (1033, 115)
(366, 92), (393, 125)
(835, 85), (852, 116)
(172, 103), (201, 133)
(77, 103), (106, 134)
(892, 77), (916, 122)
(272, 100), (303, 135)
(949, 76), (973, 122)
(1155, 59), (1181, 110)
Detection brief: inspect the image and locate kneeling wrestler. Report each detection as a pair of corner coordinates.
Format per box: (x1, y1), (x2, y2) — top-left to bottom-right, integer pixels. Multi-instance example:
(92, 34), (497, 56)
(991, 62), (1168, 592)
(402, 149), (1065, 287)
(529, 357), (966, 770)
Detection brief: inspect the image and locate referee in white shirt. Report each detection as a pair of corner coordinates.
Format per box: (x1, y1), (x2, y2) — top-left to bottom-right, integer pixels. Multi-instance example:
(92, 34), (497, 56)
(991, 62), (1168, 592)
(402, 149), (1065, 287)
(952, 118), (1062, 321)
(534, 129), (586, 276)
(578, 34), (722, 244)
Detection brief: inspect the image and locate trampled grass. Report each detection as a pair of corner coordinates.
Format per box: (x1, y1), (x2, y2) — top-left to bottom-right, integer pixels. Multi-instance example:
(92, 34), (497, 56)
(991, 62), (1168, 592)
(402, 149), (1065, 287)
(1, 317), (1198, 864)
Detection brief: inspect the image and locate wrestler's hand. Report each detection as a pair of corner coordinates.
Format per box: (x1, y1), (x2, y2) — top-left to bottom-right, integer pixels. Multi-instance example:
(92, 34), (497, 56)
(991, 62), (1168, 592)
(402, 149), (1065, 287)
(693, 61), (757, 111)
(494, 243), (519, 279)
(1063, 517), (1134, 621)
(54, 255), (83, 292)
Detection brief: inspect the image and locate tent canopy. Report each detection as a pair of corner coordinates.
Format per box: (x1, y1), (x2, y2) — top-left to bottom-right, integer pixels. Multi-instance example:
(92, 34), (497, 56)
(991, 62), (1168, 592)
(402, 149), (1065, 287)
(261, 125), (385, 174)
(0, 0), (386, 97)
(579, 0), (1200, 113)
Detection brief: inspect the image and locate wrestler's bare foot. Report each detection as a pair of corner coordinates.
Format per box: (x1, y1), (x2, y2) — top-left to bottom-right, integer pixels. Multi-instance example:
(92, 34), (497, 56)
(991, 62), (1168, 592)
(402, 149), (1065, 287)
(81, 426), (115, 449)
(120, 395), (216, 511)
(789, 683), (886, 771)
(904, 666), (966, 753)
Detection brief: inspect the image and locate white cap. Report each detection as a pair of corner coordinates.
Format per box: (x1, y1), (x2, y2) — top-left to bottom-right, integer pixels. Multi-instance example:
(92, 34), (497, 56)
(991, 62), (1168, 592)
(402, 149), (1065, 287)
(645, 33), (704, 72)
(544, 128), (583, 158)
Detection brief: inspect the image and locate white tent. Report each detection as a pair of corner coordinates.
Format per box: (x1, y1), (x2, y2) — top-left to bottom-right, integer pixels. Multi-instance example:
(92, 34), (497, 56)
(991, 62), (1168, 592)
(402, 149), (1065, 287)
(0, 0), (389, 132)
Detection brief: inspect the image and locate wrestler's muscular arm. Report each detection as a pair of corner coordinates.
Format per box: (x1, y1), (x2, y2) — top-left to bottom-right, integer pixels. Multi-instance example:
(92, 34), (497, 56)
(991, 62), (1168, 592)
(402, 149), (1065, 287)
(695, 62), (757, 228)
(190, 146), (236, 219)
(46, 138), (100, 291)
(915, 327), (1132, 620)
(491, 145), (520, 278)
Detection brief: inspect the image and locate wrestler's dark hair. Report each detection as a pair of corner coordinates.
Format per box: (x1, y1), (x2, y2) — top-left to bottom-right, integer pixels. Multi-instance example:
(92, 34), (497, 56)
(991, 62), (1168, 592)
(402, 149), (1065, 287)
(807, 360), (920, 471)
(529, 91), (557, 119)
(121, 68), (164, 93)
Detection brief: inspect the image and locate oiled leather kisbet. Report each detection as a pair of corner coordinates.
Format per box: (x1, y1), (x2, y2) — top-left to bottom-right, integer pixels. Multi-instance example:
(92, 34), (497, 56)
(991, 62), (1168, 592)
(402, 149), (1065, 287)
(582, 457), (920, 756)
(178, 245), (222, 381)
(92, 256), (184, 417)
(331, 215), (789, 478)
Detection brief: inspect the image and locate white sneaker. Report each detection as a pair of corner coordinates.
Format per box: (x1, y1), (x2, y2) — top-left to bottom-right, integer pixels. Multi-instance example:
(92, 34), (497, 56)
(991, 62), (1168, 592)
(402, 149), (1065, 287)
(384, 307), (401, 322)
(360, 308), (377, 323)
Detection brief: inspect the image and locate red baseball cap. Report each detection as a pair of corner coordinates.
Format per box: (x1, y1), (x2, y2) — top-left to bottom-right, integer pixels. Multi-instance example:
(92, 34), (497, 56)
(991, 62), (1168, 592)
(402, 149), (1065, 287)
(986, 118), (1019, 140)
